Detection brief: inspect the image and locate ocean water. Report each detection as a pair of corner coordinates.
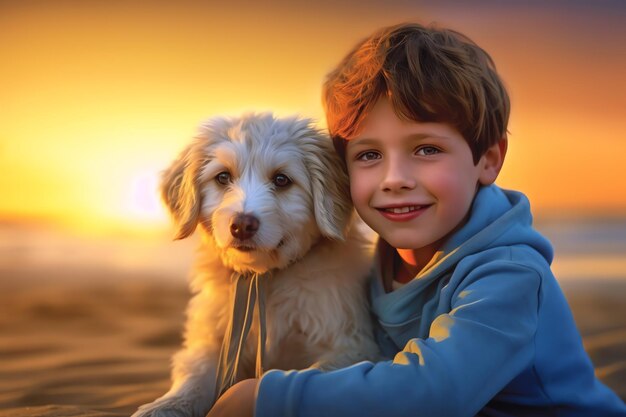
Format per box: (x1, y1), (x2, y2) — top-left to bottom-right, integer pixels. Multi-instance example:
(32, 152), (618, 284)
(535, 217), (626, 282)
(0, 217), (625, 284)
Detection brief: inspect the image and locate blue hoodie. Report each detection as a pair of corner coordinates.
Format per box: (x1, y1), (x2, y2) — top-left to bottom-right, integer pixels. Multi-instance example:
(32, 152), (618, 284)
(255, 185), (626, 417)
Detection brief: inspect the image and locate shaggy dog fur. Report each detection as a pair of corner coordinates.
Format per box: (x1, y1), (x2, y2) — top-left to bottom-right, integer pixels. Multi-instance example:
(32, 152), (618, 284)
(132, 114), (379, 417)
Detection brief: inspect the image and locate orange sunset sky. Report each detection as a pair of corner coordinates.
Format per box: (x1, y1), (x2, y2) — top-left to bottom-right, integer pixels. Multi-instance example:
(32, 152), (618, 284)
(1, 0), (625, 237)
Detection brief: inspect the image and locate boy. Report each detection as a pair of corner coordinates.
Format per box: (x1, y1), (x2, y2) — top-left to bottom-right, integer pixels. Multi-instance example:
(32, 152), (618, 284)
(208, 22), (626, 416)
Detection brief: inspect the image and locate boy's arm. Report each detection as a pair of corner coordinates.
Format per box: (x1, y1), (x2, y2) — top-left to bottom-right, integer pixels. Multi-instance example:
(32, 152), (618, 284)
(256, 261), (541, 417)
(206, 378), (258, 417)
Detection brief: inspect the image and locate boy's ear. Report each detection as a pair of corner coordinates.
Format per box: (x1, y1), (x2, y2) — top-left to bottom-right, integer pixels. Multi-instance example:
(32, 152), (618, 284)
(478, 138), (508, 185)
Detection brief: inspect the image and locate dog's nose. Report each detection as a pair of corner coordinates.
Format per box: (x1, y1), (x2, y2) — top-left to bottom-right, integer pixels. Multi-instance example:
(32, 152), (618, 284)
(230, 214), (260, 240)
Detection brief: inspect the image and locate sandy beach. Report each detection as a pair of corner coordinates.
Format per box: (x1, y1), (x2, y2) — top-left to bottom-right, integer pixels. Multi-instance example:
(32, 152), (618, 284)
(0, 225), (624, 416)
(0, 265), (187, 417)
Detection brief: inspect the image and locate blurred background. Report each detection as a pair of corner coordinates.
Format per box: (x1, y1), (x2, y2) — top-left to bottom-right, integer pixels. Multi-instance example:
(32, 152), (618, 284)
(0, 1), (625, 415)
(1, 0), (625, 278)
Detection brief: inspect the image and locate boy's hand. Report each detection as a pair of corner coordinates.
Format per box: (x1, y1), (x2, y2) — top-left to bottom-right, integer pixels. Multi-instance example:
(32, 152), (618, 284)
(206, 378), (258, 417)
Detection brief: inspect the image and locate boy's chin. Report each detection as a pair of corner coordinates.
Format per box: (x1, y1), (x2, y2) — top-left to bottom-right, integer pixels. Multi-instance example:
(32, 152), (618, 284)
(379, 232), (447, 260)
(379, 233), (427, 250)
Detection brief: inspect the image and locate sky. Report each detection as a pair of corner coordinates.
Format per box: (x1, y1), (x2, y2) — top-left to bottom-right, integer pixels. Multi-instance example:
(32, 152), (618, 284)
(1, 0), (625, 237)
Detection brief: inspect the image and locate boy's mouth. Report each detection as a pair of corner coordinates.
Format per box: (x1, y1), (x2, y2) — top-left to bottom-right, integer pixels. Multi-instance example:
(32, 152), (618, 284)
(380, 205), (425, 214)
(376, 204), (431, 221)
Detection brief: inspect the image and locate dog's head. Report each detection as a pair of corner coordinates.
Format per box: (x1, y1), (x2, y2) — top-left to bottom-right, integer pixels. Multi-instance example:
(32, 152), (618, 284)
(161, 113), (352, 273)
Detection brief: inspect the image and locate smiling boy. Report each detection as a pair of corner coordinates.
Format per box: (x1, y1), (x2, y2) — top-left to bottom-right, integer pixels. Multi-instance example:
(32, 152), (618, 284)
(207, 22), (626, 417)
(346, 98), (507, 284)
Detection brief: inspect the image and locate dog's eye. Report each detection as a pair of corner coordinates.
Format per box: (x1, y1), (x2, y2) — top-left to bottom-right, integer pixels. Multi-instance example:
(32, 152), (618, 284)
(272, 173), (291, 188)
(216, 172), (231, 185)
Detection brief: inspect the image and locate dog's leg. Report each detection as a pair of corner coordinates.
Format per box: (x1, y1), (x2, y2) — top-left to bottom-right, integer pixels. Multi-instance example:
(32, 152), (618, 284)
(131, 347), (218, 417)
(132, 290), (225, 417)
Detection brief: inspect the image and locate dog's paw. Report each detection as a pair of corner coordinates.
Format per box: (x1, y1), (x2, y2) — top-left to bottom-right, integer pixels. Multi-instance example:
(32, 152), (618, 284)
(131, 397), (193, 417)
(309, 359), (340, 372)
(310, 349), (381, 371)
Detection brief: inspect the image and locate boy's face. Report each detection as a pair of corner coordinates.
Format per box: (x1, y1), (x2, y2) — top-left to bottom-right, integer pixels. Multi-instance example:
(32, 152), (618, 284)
(345, 98), (501, 259)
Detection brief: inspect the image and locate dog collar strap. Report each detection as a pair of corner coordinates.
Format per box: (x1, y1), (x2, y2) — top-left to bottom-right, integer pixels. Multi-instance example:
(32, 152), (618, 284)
(215, 272), (267, 399)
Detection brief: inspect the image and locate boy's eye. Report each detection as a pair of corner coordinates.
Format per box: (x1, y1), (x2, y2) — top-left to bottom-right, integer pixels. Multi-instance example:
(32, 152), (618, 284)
(416, 146), (440, 156)
(216, 171), (231, 185)
(357, 151), (381, 161)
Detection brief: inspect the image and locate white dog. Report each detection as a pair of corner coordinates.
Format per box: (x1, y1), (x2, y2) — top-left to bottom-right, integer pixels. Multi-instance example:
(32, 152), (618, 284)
(132, 114), (379, 417)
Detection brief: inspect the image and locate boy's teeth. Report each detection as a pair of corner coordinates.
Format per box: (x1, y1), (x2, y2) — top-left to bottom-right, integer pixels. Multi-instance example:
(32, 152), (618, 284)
(386, 206), (420, 214)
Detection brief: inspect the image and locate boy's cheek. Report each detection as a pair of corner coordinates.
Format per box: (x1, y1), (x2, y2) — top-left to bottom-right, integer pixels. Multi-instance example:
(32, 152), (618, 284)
(348, 180), (371, 212)
(345, 159), (357, 177)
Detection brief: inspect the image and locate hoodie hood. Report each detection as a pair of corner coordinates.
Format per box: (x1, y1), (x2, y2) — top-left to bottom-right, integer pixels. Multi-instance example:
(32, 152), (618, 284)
(439, 185), (552, 265)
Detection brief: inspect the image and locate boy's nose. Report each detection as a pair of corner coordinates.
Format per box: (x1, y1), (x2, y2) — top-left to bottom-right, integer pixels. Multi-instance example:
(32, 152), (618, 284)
(380, 161), (416, 192)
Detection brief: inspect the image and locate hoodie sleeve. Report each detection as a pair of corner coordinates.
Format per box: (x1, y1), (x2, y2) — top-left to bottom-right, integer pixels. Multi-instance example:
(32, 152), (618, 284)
(254, 260), (541, 417)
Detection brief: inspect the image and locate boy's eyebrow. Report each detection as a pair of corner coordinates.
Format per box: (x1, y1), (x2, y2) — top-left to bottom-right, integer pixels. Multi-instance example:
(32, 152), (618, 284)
(350, 133), (452, 146)
(348, 137), (380, 147)
(405, 133), (452, 141)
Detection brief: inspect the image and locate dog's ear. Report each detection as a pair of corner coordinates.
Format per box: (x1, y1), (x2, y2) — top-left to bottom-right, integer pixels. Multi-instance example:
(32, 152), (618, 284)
(161, 140), (203, 240)
(304, 128), (353, 241)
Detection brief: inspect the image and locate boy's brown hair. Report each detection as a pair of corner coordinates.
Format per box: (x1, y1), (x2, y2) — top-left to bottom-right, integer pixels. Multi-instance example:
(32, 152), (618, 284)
(323, 22), (510, 164)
